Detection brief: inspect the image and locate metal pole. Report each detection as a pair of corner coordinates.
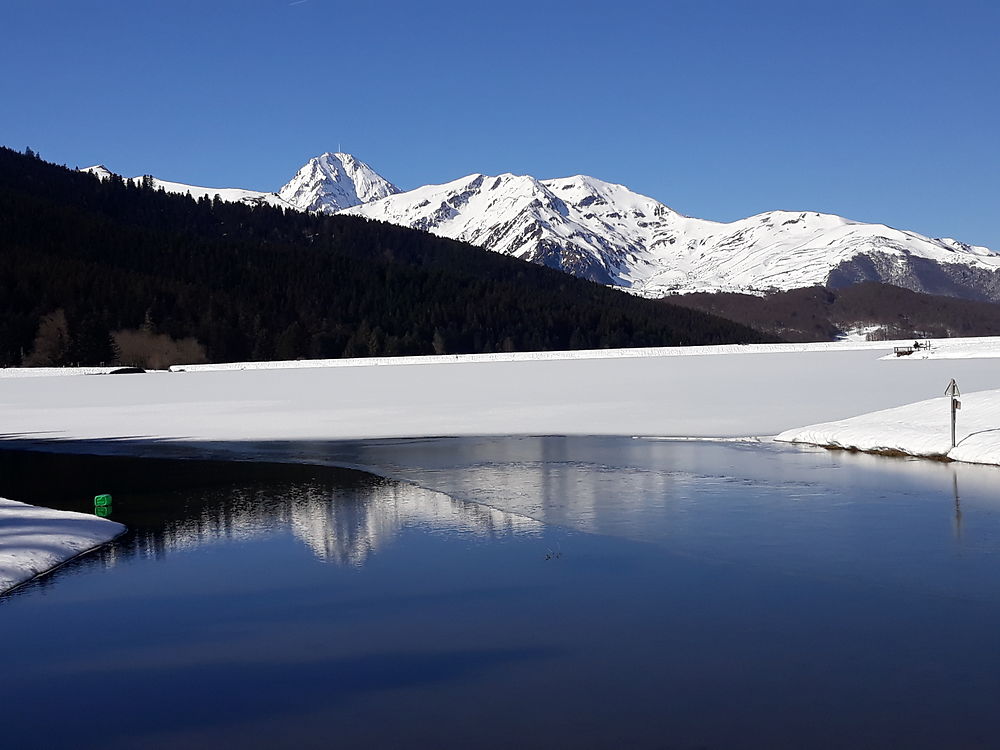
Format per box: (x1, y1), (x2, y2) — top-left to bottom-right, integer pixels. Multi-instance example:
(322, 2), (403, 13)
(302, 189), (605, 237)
(945, 379), (960, 450)
(951, 396), (957, 449)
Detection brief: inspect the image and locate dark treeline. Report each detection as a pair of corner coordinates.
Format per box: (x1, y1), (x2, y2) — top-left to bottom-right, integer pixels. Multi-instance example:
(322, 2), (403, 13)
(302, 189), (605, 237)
(0, 147), (773, 366)
(669, 283), (1000, 342)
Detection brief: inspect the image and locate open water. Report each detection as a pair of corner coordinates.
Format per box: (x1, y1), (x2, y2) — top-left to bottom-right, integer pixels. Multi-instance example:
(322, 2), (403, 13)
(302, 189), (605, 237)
(2, 438), (1000, 749)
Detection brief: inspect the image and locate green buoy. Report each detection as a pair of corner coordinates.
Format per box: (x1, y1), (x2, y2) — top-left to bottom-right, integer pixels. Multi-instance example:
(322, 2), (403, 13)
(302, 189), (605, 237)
(95, 506), (112, 518)
(94, 494), (112, 507)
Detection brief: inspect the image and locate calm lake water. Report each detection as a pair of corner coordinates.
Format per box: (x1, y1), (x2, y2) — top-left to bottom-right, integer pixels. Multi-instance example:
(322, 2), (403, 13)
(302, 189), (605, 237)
(3, 438), (1000, 749)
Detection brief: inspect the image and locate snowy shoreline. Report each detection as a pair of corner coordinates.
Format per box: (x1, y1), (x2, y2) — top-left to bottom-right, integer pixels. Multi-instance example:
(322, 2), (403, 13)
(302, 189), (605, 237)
(776, 388), (1000, 467)
(0, 497), (125, 595)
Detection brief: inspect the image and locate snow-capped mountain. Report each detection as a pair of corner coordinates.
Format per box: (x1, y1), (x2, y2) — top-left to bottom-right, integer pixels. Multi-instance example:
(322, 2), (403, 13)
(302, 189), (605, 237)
(81, 165), (295, 210)
(345, 172), (1000, 301)
(277, 152), (399, 212)
(82, 156), (1000, 302)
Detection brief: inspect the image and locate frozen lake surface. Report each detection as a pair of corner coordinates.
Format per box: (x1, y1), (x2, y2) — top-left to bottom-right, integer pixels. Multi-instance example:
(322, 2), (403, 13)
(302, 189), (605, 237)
(3, 438), (1000, 749)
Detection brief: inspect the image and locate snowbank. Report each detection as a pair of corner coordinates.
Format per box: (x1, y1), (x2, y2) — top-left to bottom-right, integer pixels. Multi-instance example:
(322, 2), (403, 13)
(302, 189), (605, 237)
(0, 366), (125, 378)
(0, 498), (125, 595)
(776, 388), (1000, 466)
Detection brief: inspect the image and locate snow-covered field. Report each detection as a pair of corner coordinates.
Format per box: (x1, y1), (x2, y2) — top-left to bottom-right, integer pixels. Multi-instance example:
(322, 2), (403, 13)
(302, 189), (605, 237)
(164, 336), (1000, 372)
(0, 497), (124, 595)
(0, 337), (996, 445)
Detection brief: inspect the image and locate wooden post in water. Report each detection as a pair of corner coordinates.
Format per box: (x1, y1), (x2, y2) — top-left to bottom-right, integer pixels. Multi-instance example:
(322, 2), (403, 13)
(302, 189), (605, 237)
(945, 379), (961, 449)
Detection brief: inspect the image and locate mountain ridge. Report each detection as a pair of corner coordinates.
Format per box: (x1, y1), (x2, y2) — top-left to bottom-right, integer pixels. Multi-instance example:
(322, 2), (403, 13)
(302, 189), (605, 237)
(81, 164), (296, 210)
(345, 172), (1000, 301)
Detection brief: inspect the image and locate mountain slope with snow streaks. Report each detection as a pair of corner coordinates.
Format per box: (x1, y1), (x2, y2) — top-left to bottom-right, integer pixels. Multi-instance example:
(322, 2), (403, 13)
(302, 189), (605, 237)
(346, 172), (1000, 300)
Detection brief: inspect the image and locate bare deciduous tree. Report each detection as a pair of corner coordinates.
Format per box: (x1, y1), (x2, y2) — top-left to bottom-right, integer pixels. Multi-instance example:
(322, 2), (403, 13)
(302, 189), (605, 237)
(112, 329), (207, 370)
(23, 309), (70, 366)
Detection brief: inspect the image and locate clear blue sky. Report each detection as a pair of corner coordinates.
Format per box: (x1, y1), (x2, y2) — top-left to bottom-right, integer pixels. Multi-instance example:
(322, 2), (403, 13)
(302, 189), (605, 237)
(3, 0), (998, 247)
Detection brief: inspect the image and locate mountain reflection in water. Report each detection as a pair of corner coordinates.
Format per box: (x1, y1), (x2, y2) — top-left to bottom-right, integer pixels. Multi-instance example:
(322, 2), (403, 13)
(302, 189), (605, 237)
(103, 481), (538, 570)
(0, 450), (541, 583)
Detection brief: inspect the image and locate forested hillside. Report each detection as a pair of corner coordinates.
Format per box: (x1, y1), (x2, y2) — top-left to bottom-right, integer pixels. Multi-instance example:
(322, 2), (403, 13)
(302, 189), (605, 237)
(668, 283), (1000, 342)
(0, 147), (773, 367)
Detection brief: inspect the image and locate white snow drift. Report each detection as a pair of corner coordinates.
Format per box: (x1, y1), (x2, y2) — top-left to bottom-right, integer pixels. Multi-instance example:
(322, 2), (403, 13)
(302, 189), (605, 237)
(0, 497), (124, 595)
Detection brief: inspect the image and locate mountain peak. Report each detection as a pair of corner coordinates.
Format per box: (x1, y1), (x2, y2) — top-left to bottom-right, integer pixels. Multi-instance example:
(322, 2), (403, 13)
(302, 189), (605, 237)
(323, 151), (358, 162)
(81, 164), (114, 180)
(278, 152), (399, 213)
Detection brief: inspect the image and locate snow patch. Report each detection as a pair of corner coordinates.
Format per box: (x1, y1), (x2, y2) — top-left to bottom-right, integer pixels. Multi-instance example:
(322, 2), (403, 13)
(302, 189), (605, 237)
(836, 325), (885, 343)
(0, 497), (125, 595)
